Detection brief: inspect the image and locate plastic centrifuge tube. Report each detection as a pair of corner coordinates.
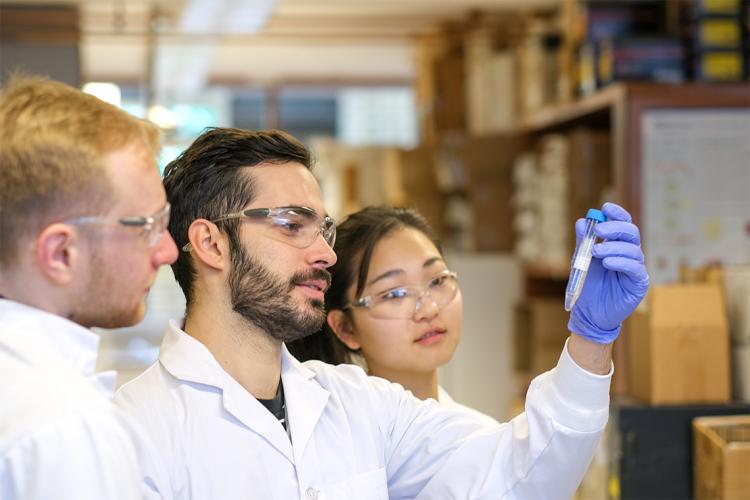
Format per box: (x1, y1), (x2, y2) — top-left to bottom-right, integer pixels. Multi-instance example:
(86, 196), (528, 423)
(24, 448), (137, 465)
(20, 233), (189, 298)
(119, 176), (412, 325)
(564, 208), (606, 312)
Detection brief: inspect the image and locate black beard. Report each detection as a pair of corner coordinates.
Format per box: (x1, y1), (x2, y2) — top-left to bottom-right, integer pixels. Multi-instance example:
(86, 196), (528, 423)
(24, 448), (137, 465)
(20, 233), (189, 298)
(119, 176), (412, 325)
(228, 244), (331, 343)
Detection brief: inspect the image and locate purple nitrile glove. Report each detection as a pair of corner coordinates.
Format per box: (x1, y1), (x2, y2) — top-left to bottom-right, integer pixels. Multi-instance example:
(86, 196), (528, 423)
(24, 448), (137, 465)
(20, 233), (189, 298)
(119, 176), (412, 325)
(567, 202), (650, 344)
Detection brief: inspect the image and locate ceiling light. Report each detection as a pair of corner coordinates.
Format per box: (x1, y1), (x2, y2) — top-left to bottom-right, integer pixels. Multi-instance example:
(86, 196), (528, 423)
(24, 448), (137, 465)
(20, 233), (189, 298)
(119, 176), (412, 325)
(82, 82), (122, 107)
(147, 104), (178, 130)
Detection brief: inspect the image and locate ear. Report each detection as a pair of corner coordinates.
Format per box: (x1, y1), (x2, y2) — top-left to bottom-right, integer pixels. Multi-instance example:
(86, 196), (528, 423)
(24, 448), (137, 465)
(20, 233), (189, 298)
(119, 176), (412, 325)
(36, 223), (79, 286)
(327, 309), (361, 350)
(187, 219), (230, 271)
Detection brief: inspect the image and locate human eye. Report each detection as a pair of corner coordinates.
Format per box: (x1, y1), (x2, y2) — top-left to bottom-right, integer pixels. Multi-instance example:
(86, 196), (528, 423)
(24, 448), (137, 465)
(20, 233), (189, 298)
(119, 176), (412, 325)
(429, 272), (456, 290)
(378, 286), (410, 301)
(273, 217), (305, 235)
(429, 274), (448, 287)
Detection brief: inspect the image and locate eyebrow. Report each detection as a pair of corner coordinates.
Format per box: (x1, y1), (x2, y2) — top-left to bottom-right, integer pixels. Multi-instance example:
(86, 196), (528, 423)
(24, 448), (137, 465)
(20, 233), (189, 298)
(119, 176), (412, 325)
(366, 256), (445, 287)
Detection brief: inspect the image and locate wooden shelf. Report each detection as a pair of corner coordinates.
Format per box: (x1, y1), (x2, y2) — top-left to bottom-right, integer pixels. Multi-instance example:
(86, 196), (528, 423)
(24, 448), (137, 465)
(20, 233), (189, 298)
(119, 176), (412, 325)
(520, 83), (624, 133)
(523, 263), (569, 298)
(524, 263), (570, 281)
(519, 82), (750, 134)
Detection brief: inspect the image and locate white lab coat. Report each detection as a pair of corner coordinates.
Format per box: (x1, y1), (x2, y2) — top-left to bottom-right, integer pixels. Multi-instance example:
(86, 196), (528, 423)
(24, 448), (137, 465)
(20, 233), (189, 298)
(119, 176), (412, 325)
(0, 299), (144, 500)
(437, 386), (499, 427)
(116, 320), (612, 500)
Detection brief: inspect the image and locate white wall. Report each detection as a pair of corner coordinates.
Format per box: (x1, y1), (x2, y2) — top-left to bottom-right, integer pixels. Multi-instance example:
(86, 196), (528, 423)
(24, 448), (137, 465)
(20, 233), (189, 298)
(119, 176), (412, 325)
(439, 252), (522, 420)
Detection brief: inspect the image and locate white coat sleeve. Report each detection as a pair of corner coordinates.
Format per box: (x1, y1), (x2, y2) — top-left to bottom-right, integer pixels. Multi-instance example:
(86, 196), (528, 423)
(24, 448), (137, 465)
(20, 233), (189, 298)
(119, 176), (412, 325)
(0, 410), (143, 500)
(378, 338), (611, 499)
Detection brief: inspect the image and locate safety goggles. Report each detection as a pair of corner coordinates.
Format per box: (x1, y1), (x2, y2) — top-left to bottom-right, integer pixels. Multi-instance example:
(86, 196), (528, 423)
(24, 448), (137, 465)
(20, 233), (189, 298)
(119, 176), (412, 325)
(343, 270), (459, 319)
(64, 202), (171, 247)
(182, 205), (336, 252)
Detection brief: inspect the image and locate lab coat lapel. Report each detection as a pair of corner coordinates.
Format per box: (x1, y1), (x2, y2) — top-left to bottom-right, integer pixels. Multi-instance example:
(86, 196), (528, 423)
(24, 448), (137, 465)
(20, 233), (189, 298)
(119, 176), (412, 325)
(220, 376), (295, 463)
(159, 321), (295, 463)
(281, 346), (329, 462)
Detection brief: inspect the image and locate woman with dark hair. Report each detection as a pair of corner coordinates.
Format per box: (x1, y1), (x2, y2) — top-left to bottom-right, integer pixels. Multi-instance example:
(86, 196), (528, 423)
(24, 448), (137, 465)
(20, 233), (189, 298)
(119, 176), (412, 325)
(287, 206), (495, 422)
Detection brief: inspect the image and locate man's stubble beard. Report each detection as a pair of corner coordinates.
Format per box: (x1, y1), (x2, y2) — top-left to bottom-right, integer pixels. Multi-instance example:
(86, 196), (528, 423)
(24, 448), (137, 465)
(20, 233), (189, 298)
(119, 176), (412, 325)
(70, 248), (144, 329)
(228, 243), (331, 343)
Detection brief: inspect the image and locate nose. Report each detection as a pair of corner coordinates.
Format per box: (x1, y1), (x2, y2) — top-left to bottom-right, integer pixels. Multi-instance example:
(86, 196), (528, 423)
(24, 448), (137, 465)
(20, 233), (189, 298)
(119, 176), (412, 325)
(153, 231), (179, 266)
(308, 232), (337, 269)
(412, 292), (439, 321)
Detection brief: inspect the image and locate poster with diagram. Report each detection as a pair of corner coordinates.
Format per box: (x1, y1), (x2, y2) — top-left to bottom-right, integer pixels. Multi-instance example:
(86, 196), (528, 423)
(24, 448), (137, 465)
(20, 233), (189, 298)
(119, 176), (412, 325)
(641, 109), (750, 284)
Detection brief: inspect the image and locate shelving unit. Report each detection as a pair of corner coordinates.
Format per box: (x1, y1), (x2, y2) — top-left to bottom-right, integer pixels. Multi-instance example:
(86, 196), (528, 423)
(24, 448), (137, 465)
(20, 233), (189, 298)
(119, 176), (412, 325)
(516, 82), (750, 394)
(519, 81), (750, 225)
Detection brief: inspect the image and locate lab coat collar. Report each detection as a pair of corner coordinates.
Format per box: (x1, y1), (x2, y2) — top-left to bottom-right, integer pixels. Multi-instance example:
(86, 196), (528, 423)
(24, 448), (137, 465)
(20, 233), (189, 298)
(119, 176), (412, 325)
(158, 320), (227, 388)
(0, 298), (102, 378)
(280, 343), (330, 461)
(437, 385), (454, 406)
(159, 320), (329, 464)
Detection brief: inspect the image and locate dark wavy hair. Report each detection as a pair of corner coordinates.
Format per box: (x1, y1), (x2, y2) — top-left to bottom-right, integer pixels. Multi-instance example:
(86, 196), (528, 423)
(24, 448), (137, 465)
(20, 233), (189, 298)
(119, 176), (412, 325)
(287, 206), (442, 365)
(162, 128), (312, 308)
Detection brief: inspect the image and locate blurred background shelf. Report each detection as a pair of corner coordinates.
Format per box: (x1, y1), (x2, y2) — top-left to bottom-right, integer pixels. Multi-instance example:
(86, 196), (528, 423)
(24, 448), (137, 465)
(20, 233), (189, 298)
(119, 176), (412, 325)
(521, 82), (622, 133)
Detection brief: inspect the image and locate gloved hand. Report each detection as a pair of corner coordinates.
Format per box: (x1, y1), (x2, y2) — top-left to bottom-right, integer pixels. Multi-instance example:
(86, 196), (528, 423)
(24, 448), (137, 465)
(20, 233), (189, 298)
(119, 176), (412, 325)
(568, 202), (649, 344)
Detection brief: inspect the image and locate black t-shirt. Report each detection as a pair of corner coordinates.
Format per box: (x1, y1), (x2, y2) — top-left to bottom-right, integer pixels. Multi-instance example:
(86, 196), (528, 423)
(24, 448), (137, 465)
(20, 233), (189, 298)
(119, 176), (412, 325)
(257, 380), (287, 431)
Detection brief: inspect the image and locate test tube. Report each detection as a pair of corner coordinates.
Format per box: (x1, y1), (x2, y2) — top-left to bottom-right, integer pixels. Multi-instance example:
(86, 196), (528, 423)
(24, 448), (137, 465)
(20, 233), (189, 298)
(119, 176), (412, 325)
(564, 208), (606, 312)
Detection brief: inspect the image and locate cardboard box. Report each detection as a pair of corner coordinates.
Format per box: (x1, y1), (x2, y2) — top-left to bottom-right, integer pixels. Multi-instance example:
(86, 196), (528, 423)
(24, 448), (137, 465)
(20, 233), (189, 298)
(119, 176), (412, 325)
(734, 342), (750, 402)
(680, 263), (724, 284)
(613, 400), (750, 499)
(680, 264), (750, 343)
(513, 299), (569, 376)
(723, 265), (750, 343)
(693, 415), (750, 500)
(678, 265), (750, 402)
(627, 284), (731, 404)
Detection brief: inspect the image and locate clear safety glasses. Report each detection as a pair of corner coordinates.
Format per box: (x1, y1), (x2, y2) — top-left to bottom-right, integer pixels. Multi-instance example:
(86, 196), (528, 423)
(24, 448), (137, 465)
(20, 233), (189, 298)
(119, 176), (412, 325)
(64, 202), (171, 247)
(343, 270), (459, 319)
(182, 205), (336, 252)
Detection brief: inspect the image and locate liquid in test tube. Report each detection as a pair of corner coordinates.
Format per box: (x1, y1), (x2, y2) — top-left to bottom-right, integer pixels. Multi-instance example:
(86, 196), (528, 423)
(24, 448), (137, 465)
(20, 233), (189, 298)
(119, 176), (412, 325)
(565, 208), (606, 312)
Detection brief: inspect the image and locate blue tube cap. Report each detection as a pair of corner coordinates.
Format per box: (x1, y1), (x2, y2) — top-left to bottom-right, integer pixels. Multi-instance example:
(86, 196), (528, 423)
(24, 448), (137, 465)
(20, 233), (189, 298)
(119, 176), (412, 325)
(586, 208), (606, 222)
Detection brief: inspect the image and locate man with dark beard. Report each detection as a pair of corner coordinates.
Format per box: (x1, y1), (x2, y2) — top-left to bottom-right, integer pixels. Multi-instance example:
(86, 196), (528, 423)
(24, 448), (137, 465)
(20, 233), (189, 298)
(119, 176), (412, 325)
(115, 128), (649, 499)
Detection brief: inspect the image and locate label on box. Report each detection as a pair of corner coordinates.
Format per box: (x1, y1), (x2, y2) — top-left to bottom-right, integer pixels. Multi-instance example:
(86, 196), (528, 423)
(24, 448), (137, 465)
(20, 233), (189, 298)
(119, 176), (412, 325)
(700, 19), (741, 48)
(699, 0), (741, 15)
(701, 52), (744, 80)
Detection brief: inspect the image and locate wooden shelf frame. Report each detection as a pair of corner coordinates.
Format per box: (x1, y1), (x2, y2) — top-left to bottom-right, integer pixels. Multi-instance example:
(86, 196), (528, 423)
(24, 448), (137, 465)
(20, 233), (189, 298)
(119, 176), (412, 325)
(518, 82), (750, 225)
(520, 83), (624, 133)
